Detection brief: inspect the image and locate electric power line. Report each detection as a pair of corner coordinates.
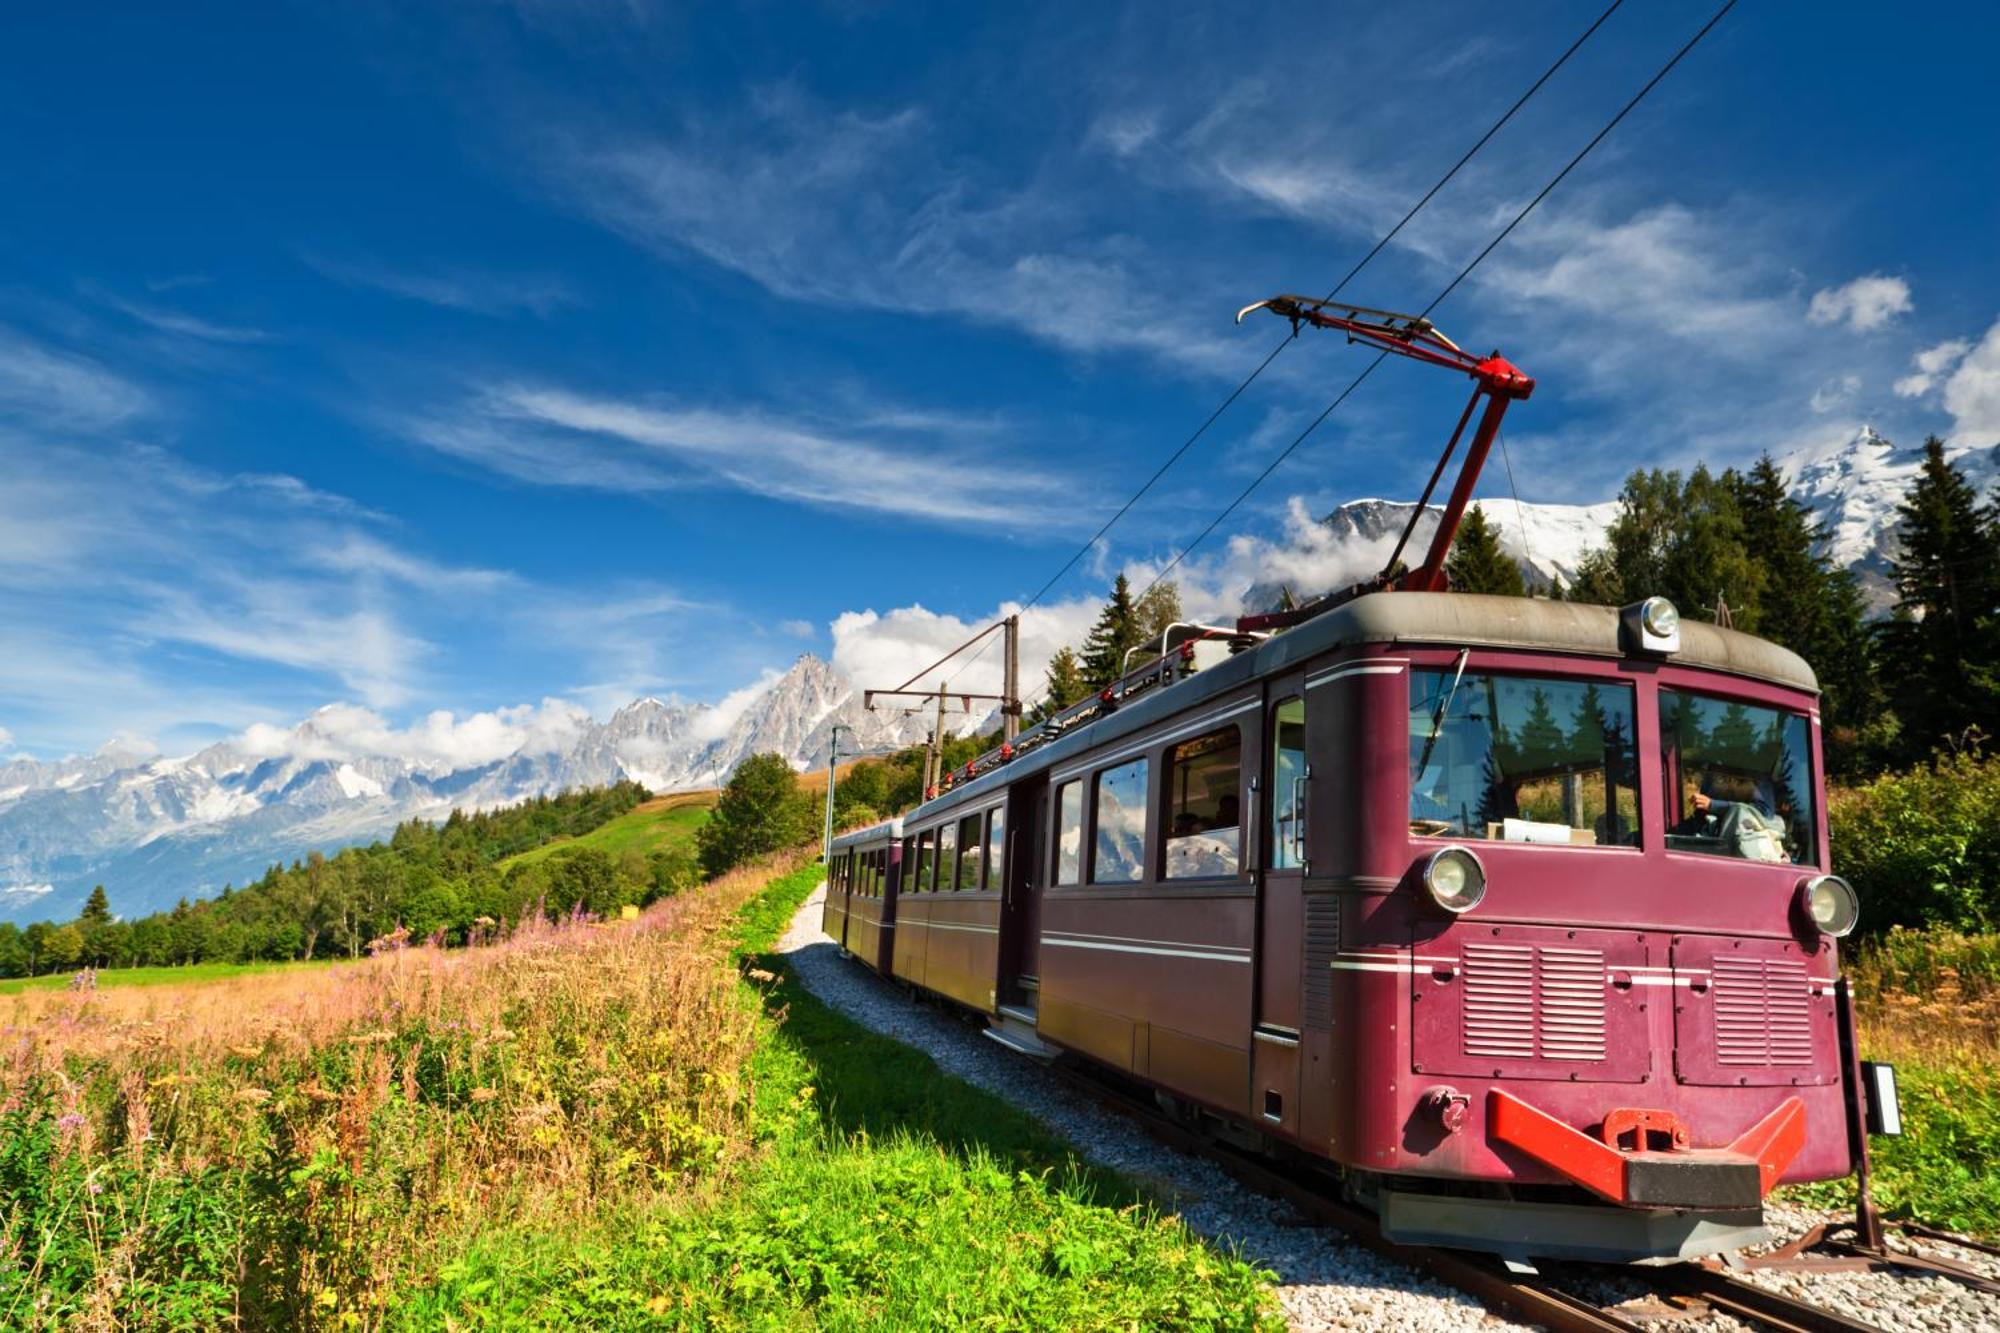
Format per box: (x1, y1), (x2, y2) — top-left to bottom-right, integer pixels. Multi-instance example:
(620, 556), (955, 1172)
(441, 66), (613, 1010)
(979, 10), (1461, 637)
(1133, 0), (1739, 603)
(942, 1), (1627, 690)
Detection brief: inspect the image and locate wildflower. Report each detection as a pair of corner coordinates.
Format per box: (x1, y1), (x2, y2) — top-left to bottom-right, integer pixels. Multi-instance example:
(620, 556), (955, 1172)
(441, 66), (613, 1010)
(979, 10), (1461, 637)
(746, 968), (778, 984)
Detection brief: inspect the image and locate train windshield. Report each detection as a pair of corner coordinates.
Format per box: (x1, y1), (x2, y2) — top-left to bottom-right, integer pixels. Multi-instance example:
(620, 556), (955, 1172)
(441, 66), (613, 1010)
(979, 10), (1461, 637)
(1660, 689), (1817, 865)
(1410, 668), (1640, 846)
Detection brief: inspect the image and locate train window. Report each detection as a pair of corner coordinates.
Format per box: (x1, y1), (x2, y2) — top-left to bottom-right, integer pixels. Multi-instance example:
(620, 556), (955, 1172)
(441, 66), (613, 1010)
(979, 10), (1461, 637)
(988, 806), (1006, 891)
(1271, 698), (1306, 869)
(1409, 671), (1639, 846)
(957, 813), (985, 889)
(900, 837), (914, 893)
(1055, 781), (1084, 885)
(937, 821), (957, 891)
(916, 830), (935, 893)
(1660, 690), (1817, 864)
(1165, 728), (1242, 879)
(1091, 758), (1150, 884)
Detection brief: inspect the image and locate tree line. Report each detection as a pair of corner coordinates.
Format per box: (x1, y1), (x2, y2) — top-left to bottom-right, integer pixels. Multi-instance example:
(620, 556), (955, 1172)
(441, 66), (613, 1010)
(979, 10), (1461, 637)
(1429, 437), (1994, 777)
(0, 782), (703, 976)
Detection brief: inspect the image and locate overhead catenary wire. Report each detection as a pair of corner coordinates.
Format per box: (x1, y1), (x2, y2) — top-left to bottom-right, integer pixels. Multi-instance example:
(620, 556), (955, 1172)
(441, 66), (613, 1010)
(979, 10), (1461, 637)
(936, 2), (1627, 693)
(1132, 0), (1739, 604)
(1009, 0), (1625, 621)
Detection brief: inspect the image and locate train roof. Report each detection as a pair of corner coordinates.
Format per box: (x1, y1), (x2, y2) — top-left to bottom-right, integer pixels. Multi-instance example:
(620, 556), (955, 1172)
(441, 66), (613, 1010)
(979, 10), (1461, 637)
(830, 816), (903, 851)
(905, 592), (1816, 827)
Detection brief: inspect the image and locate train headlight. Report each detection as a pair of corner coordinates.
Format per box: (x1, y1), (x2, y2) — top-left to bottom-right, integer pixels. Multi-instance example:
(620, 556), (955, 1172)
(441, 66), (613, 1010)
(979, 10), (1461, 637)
(1641, 597), (1679, 638)
(1421, 847), (1487, 914)
(1798, 874), (1859, 938)
(1621, 596), (1681, 654)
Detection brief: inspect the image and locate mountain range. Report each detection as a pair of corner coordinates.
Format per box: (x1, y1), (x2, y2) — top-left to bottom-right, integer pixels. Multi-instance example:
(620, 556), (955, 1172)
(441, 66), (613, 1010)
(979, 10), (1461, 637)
(0, 656), (929, 922)
(1, 424), (1985, 923)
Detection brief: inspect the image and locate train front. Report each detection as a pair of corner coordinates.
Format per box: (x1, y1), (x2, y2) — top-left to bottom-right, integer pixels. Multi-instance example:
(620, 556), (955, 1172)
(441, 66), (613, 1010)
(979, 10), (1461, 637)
(1322, 594), (1872, 1263)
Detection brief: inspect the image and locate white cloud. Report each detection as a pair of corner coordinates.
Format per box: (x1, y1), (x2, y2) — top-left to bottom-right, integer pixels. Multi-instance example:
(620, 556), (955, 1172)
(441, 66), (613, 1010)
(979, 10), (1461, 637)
(235, 698), (593, 770)
(778, 619), (814, 638)
(302, 252), (577, 317)
(1940, 319), (2000, 446)
(830, 599), (1102, 719)
(410, 383), (1072, 528)
(1896, 336), (1974, 398)
(1807, 274), (1913, 332)
(0, 725), (13, 751)
(0, 329), (148, 429)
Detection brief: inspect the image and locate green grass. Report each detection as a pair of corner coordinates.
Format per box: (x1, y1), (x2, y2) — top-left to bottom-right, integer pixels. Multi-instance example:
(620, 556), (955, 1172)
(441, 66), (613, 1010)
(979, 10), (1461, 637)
(0, 957), (338, 995)
(1785, 1058), (2000, 1237)
(401, 863), (1282, 1330)
(498, 795), (715, 869)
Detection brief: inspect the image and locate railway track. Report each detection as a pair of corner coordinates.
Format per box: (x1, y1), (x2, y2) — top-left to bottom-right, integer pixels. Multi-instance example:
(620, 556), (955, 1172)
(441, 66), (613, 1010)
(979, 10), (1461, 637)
(1044, 1060), (1908, 1332)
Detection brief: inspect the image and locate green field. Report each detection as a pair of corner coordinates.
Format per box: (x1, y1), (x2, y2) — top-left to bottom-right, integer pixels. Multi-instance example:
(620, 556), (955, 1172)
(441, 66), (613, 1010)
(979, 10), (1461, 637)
(0, 957), (338, 995)
(497, 792), (716, 869)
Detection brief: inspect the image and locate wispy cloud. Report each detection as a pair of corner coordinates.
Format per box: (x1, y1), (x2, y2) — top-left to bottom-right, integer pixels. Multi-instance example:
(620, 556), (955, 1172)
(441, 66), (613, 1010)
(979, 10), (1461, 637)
(103, 294), (273, 344)
(0, 328), (148, 430)
(407, 382), (1074, 527)
(541, 88), (1239, 372)
(302, 252), (578, 317)
(1895, 337), (1974, 399)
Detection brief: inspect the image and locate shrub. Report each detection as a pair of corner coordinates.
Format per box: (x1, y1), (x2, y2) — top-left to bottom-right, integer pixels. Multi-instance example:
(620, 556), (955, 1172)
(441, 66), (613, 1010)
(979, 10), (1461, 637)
(696, 754), (813, 879)
(1829, 749), (2000, 933)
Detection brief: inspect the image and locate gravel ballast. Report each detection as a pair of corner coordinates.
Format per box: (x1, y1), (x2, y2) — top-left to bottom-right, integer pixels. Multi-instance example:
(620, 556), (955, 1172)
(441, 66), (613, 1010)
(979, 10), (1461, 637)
(776, 885), (2000, 1331)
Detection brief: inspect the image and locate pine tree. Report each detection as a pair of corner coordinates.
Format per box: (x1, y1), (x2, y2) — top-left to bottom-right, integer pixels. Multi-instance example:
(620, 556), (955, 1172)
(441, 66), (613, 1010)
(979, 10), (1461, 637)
(79, 885), (112, 925)
(1036, 646), (1091, 718)
(1729, 454), (1883, 766)
(1079, 575), (1146, 692)
(1446, 505), (1526, 596)
(1884, 437), (2000, 754)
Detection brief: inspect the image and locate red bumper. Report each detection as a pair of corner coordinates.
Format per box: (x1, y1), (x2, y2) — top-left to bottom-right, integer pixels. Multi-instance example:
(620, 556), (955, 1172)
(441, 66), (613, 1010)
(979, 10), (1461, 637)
(1489, 1090), (1807, 1209)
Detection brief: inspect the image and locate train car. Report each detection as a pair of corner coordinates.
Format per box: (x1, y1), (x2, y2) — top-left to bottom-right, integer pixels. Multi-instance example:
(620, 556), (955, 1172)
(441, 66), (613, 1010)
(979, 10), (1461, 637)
(827, 818), (901, 976)
(879, 590), (1879, 1263)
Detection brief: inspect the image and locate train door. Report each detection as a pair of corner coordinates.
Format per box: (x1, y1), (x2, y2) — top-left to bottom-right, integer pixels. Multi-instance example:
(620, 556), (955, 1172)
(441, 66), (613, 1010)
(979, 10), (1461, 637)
(1251, 671), (1308, 1136)
(999, 773), (1046, 1008)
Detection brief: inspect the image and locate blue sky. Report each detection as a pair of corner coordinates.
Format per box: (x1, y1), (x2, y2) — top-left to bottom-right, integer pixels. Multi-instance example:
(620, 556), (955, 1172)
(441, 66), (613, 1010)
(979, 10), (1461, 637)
(2, 2), (1996, 763)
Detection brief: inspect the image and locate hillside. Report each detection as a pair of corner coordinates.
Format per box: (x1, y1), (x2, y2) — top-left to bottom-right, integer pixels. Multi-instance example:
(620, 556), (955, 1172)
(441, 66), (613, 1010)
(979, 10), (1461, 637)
(498, 790), (716, 869)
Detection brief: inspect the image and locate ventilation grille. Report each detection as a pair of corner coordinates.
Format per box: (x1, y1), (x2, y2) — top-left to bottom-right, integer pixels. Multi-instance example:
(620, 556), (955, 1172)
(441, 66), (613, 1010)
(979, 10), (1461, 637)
(1713, 956), (1814, 1066)
(1303, 896), (1340, 1029)
(1463, 942), (1607, 1063)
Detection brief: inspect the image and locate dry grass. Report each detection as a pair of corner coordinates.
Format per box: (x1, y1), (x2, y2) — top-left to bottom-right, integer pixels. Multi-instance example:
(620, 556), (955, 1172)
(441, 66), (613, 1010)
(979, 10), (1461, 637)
(1847, 929), (2000, 1067)
(0, 851), (810, 1328)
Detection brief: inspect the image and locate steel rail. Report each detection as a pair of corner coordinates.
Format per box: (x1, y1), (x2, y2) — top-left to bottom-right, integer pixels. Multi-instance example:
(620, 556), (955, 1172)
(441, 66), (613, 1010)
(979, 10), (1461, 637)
(1038, 1056), (1896, 1332)
(1660, 1265), (1883, 1333)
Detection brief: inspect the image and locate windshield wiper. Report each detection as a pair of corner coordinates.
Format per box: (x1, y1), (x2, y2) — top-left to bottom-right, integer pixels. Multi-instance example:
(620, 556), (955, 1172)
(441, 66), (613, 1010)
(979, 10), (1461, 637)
(1413, 649), (1471, 786)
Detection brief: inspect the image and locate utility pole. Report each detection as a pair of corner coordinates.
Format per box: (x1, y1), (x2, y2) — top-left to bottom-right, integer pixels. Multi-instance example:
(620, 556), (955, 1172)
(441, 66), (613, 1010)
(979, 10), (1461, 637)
(1002, 614), (1021, 743)
(821, 723), (850, 864)
(924, 681), (946, 795)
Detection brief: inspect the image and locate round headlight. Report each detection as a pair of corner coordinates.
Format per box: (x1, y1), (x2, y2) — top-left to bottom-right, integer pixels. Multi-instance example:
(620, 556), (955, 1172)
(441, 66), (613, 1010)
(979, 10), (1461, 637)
(1799, 874), (1859, 938)
(1422, 847), (1487, 914)
(1641, 596), (1680, 638)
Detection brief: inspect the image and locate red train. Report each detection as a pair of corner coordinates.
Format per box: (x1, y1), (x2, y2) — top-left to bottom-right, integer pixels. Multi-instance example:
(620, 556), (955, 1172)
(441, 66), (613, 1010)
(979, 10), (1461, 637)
(823, 590), (1889, 1262)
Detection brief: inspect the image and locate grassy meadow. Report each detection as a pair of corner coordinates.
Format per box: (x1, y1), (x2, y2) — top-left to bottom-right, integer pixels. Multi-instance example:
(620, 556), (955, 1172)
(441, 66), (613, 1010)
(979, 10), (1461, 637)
(0, 958), (337, 996)
(496, 792), (717, 870)
(0, 854), (1276, 1330)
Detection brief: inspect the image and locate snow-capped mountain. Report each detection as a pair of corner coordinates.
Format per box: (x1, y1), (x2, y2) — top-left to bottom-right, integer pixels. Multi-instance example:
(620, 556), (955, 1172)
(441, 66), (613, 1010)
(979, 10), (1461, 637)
(1249, 425), (1985, 614)
(0, 656), (928, 923)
